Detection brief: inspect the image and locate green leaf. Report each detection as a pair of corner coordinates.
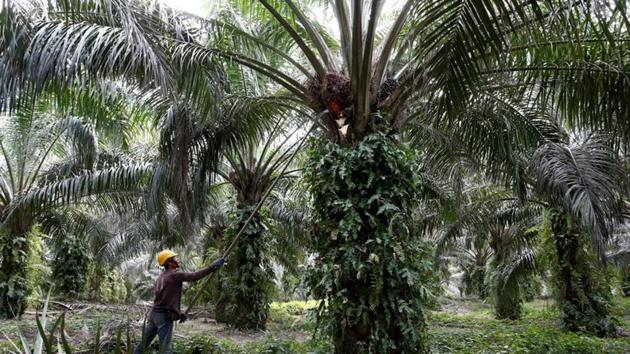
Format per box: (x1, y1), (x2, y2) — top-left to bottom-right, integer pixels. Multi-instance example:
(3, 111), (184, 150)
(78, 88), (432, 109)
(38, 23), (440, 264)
(60, 313), (74, 354)
(377, 203), (398, 215)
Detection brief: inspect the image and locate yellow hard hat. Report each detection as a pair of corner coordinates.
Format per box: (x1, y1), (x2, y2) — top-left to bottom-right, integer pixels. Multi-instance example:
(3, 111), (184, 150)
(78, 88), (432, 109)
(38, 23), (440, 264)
(157, 250), (178, 266)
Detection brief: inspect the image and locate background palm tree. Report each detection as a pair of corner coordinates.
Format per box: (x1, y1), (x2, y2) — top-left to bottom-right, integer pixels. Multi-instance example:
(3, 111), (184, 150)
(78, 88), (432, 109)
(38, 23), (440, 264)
(428, 182), (540, 319)
(0, 79), (155, 317)
(0, 106), (96, 317)
(0, 106), (149, 317)
(210, 121), (302, 330)
(607, 227), (630, 296)
(486, 203), (540, 320)
(532, 134), (627, 336)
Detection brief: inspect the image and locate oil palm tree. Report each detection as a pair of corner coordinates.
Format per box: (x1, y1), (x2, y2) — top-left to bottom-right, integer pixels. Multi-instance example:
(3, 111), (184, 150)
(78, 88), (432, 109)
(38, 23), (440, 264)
(410, 88), (557, 319)
(0, 69), (156, 317)
(420, 90), (627, 327)
(181, 172), (313, 322)
(0, 106), (93, 317)
(607, 227), (630, 296)
(453, 240), (493, 299)
(210, 122), (303, 330)
(428, 181), (541, 319)
(486, 203), (540, 320)
(532, 134), (627, 336)
(0, 107), (150, 317)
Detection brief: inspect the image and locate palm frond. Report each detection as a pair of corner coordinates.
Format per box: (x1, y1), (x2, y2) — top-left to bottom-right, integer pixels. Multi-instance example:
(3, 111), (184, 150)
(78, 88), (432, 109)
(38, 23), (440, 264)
(606, 227), (630, 267)
(354, 0), (383, 137)
(170, 39), (307, 100)
(60, 116), (98, 169)
(488, 64), (630, 149)
(4, 163), (150, 223)
(26, 18), (168, 97)
(408, 90), (566, 196)
(498, 247), (536, 285)
(333, 0), (352, 69)
(30, 116), (98, 190)
(0, 0), (33, 112)
(532, 134), (626, 257)
(201, 17), (311, 77)
(256, 0), (325, 78)
(284, 0), (336, 71)
(11, 0), (230, 115)
(406, 0), (527, 118)
(266, 185), (312, 273)
(372, 0), (414, 89)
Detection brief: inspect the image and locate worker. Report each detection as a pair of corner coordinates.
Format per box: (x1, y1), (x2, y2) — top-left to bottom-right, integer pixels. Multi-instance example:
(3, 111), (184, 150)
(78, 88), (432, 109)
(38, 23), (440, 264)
(134, 250), (225, 354)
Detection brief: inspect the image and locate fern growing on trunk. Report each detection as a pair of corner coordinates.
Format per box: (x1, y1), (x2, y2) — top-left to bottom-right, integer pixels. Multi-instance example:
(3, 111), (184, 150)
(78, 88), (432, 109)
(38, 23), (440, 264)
(305, 132), (438, 353)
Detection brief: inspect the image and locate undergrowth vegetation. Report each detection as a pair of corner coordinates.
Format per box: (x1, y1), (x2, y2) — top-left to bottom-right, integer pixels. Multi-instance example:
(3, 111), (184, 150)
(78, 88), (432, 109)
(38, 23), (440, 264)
(2, 298), (629, 353)
(430, 299), (630, 353)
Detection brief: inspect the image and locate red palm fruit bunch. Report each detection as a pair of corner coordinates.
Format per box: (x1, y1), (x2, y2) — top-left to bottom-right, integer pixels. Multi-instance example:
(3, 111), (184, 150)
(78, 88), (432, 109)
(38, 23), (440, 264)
(306, 76), (325, 110)
(306, 73), (353, 116)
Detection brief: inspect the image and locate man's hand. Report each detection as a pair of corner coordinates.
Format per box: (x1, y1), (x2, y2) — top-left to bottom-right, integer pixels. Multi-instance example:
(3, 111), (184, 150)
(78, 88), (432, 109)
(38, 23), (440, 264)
(179, 314), (188, 323)
(210, 257), (226, 268)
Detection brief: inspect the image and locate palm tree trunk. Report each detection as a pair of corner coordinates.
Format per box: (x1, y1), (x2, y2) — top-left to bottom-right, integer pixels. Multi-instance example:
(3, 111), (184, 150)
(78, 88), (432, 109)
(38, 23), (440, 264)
(306, 133), (432, 353)
(0, 218), (32, 319)
(550, 210), (616, 337)
(214, 206), (272, 330)
(622, 269), (630, 297)
(172, 108), (191, 228)
(465, 265), (488, 300)
(493, 275), (521, 320)
(492, 254), (521, 319)
(490, 233), (521, 320)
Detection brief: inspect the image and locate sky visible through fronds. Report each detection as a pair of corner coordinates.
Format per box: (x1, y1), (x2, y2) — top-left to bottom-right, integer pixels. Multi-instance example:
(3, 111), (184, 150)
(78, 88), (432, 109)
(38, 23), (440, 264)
(162, 0), (405, 38)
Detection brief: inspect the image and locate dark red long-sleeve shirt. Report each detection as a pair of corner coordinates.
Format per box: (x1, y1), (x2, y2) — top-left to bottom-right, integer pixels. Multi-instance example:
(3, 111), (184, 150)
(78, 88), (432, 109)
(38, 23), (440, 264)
(152, 264), (218, 315)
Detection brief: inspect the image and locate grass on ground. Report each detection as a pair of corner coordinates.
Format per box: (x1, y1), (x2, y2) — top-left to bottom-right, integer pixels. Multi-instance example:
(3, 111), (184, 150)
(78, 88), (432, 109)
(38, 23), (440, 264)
(1, 298), (629, 353)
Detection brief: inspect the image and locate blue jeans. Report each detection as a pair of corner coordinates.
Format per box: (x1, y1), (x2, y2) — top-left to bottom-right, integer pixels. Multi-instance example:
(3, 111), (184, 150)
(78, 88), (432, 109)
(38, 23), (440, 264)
(134, 310), (174, 354)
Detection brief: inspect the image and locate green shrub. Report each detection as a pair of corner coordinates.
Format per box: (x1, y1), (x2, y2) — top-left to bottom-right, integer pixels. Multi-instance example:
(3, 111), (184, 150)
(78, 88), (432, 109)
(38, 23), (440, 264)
(0, 228), (31, 318)
(271, 300), (318, 316)
(51, 234), (91, 298)
(430, 299), (630, 354)
(26, 228), (51, 307)
(519, 274), (543, 302)
(431, 321), (630, 353)
(85, 266), (128, 303)
(268, 300), (319, 331)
